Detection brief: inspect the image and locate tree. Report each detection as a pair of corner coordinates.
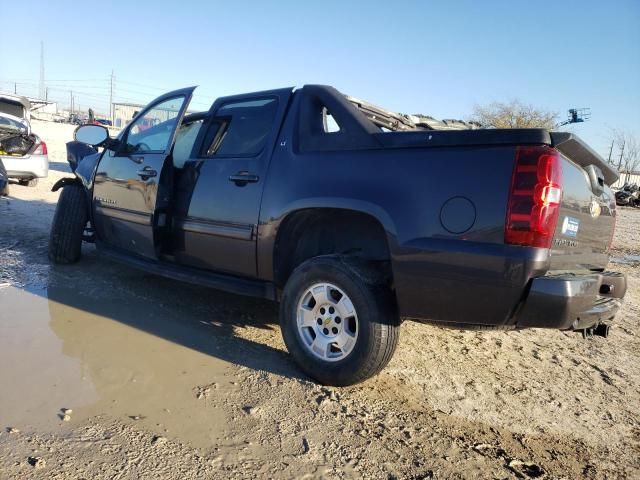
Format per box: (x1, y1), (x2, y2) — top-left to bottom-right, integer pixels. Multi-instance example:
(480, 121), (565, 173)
(610, 130), (640, 183)
(470, 100), (558, 130)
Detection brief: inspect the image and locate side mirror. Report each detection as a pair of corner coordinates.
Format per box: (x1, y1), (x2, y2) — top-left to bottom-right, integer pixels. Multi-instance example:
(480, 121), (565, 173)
(74, 124), (109, 147)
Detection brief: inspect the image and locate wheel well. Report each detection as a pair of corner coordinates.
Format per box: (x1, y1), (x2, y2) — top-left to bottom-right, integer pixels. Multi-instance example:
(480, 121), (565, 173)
(273, 209), (392, 288)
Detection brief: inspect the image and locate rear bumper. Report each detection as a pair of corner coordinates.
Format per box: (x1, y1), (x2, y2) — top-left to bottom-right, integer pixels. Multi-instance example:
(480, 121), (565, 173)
(514, 271), (627, 330)
(1, 154), (49, 179)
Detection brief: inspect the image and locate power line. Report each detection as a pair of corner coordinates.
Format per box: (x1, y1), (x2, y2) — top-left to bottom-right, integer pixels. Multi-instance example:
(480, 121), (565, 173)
(109, 70), (115, 124)
(113, 79), (168, 91)
(2, 75), (214, 114)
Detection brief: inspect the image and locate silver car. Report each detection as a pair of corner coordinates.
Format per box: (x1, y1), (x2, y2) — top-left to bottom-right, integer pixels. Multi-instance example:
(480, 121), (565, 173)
(0, 94), (49, 187)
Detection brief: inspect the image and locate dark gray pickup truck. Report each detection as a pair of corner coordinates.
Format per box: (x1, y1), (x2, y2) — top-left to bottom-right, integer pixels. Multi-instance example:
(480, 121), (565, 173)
(49, 85), (627, 386)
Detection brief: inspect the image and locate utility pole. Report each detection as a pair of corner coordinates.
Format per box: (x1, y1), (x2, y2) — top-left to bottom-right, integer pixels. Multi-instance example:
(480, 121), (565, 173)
(45, 87), (49, 101)
(70, 90), (73, 114)
(607, 140), (614, 165)
(14, 82), (17, 94)
(109, 70), (115, 125)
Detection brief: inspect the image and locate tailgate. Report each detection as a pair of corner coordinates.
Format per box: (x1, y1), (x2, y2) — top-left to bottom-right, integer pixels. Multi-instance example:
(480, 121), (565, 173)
(549, 133), (617, 272)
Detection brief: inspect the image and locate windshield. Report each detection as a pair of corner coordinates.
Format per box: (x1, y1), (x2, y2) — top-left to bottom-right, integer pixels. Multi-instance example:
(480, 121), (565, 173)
(124, 96), (184, 153)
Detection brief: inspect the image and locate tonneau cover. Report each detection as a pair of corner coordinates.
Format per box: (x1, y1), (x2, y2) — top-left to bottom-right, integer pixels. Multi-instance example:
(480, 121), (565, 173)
(374, 128), (551, 149)
(375, 129), (618, 186)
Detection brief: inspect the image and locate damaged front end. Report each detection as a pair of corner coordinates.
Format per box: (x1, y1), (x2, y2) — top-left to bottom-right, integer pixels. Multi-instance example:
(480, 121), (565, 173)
(51, 140), (101, 195)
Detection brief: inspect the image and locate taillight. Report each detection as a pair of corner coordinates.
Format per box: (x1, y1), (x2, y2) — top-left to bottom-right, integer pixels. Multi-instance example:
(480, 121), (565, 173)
(505, 146), (563, 248)
(32, 141), (48, 155)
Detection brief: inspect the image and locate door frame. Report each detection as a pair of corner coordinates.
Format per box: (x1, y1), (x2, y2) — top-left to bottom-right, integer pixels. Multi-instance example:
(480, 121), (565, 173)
(92, 86), (196, 258)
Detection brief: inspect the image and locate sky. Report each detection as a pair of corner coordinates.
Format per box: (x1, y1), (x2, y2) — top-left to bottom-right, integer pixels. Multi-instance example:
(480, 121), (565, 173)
(0, 0), (638, 158)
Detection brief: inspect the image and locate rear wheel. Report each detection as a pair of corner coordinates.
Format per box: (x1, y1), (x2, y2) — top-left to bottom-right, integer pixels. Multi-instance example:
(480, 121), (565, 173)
(18, 178), (38, 187)
(48, 184), (88, 264)
(280, 256), (400, 386)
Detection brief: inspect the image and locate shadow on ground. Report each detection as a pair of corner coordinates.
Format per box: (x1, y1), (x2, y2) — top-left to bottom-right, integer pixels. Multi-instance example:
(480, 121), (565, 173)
(1, 194), (307, 382)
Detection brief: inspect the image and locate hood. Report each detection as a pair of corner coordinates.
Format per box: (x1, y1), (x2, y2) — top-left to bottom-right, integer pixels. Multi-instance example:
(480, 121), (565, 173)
(0, 112), (31, 135)
(0, 94), (31, 123)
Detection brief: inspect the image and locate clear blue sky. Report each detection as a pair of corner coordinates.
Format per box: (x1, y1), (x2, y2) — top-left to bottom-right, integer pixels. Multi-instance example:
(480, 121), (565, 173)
(0, 0), (638, 158)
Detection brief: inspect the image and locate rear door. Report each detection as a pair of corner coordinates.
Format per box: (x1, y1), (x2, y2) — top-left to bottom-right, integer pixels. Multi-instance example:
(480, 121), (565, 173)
(172, 88), (293, 277)
(92, 87), (195, 259)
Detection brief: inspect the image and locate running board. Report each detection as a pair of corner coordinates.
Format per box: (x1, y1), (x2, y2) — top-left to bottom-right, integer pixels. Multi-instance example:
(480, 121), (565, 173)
(97, 244), (277, 301)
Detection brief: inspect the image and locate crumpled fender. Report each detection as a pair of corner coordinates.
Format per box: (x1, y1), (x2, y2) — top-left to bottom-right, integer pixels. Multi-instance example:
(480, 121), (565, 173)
(52, 143), (103, 226)
(51, 176), (81, 192)
(64, 141), (102, 191)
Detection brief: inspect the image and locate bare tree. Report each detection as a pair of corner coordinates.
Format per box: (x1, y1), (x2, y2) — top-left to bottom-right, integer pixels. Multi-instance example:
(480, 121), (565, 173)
(470, 100), (558, 130)
(611, 130), (640, 183)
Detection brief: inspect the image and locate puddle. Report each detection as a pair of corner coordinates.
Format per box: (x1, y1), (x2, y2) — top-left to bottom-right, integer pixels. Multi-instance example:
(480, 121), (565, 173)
(610, 255), (640, 264)
(0, 285), (236, 448)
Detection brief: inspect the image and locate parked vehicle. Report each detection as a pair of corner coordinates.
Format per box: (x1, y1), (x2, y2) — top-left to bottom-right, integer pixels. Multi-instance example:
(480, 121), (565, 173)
(69, 113), (84, 125)
(49, 85), (627, 386)
(615, 184), (640, 207)
(94, 118), (113, 127)
(0, 158), (9, 196)
(0, 94), (49, 187)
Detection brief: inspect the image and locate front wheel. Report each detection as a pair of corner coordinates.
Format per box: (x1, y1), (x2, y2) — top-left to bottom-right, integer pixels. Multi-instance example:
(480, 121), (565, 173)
(280, 256), (400, 386)
(48, 183), (88, 264)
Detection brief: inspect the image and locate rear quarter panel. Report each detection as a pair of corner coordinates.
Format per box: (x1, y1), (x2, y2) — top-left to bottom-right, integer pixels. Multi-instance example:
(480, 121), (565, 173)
(258, 138), (548, 326)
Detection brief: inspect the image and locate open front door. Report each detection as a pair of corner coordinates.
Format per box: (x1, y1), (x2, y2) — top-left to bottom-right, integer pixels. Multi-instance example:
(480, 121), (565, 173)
(92, 87), (195, 259)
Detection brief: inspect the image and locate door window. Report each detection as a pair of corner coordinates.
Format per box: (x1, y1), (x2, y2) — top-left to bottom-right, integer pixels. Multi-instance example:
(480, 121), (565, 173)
(124, 96), (185, 153)
(173, 119), (204, 168)
(204, 98), (278, 157)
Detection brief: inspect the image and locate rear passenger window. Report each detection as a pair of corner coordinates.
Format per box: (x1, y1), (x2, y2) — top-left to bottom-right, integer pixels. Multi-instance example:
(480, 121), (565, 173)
(206, 98), (278, 157)
(323, 107), (341, 133)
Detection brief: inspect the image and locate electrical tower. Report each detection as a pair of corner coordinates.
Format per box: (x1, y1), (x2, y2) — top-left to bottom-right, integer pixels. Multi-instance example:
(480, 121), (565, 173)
(556, 108), (591, 128)
(39, 41), (45, 100)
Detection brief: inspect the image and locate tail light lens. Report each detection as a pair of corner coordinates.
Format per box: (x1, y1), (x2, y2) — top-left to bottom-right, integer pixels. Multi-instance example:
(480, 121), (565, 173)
(32, 141), (48, 155)
(505, 146), (563, 248)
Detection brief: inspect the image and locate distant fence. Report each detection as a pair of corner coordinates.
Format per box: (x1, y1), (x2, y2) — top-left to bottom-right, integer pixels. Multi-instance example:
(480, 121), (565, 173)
(612, 172), (640, 189)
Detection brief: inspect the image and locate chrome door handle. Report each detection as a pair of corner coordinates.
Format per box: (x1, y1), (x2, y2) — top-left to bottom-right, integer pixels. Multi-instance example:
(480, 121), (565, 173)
(137, 166), (157, 179)
(228, 172), (259, 186)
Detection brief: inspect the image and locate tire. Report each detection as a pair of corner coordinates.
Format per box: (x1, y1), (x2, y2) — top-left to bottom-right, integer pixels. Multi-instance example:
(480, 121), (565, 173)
(48, 183), (88, 264)
(19, 178), (38, 187)
(280, 255), (400, 386)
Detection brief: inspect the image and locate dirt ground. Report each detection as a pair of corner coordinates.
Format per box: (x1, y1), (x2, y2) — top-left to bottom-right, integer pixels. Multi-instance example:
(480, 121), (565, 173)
(0, 120), (639, 479)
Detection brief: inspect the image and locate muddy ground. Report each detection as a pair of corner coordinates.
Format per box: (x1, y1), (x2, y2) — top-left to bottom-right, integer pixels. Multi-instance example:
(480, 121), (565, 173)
(0, 120), (638, 479)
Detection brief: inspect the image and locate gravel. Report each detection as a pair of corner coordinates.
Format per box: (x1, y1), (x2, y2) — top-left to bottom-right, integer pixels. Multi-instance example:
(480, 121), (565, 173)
(0, 120), (638, 478)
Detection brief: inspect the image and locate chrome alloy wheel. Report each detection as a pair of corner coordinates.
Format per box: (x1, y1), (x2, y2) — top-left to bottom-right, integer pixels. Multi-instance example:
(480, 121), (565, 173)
(296, 282), (359, 362)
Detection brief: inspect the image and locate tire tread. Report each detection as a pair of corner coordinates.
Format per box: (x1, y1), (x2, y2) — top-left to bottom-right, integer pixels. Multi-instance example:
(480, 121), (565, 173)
(48, 184), (87, 264)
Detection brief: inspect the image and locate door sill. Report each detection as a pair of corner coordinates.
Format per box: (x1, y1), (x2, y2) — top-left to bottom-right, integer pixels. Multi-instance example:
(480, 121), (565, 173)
(96, 243), (277, 301)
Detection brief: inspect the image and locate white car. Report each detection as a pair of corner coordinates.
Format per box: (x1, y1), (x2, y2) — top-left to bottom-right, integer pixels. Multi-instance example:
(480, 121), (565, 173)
(0, 94), (49, 186)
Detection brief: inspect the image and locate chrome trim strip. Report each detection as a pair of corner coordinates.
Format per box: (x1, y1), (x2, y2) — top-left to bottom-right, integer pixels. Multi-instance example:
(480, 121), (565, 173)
(176, 218), (253, 241)
(94, 205), (152, 226)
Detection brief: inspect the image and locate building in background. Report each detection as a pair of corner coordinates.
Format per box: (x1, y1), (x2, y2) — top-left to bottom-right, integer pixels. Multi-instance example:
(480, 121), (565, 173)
(113, 102), (145, 129)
